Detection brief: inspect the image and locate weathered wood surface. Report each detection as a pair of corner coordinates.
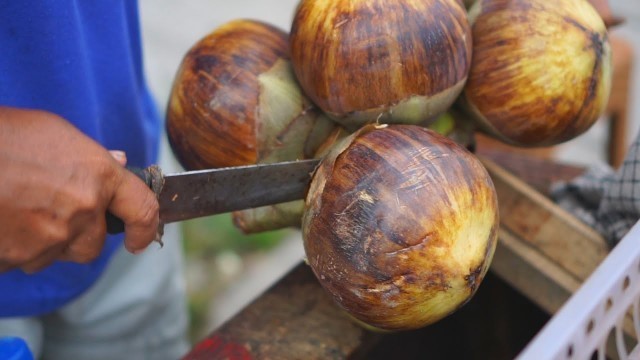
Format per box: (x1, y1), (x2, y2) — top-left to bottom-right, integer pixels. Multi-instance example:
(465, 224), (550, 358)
(183, 152), (612, 360)
(481, 156), (609, 309)
(183, 263), (373, 360)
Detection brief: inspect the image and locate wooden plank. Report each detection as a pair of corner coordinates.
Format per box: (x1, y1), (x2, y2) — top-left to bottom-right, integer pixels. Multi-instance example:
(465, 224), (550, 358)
(476, 148), (585, 195)
(182, 264), (372, 360)
(481, 157), (609, 281)
(491, 228), (582, 314)
(485, 157), (636, 354)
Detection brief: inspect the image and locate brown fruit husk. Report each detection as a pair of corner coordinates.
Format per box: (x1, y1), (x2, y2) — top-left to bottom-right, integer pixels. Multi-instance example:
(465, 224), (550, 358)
(290, 0), (472, 130)
(302, 124), (499, 331)
(165, 19), (341, 233)
(230, 58), (340, 233)
(457, 0), (612, 147)
(166, 19), (290, 169)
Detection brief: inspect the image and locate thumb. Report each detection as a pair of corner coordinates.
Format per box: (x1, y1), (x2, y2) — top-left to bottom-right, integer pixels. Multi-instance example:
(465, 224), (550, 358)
(108, 169), (159, 253)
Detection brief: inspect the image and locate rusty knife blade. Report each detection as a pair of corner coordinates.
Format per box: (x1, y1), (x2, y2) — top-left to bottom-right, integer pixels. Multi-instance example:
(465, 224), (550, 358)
(158, 159), (319, 223)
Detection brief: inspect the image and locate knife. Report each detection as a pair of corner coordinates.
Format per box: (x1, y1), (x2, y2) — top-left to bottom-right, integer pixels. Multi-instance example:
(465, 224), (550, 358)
(106, 159), (320, 234)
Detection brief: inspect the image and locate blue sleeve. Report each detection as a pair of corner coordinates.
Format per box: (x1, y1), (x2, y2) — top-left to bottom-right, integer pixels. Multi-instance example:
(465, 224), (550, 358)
(0, 0), (161, 316)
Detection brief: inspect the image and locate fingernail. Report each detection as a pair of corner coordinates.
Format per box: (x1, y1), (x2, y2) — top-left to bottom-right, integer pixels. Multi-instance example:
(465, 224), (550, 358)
(109, 150), (127, 164)
(132, 247), (146, 255)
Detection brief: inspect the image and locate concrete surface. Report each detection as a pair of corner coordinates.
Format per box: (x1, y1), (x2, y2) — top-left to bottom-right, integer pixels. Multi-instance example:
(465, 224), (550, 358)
(138, 0), (640, 334)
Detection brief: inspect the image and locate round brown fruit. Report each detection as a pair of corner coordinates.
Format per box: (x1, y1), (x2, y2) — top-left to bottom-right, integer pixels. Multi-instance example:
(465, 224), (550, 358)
(302, 124), (499, 330)
(166, 19), (290, 169)
(290, 0), (472, 129)
(459, 0), (612, 147)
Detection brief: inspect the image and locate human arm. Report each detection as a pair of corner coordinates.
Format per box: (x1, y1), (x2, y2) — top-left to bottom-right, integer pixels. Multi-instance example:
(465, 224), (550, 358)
(0, 106), (159, 273)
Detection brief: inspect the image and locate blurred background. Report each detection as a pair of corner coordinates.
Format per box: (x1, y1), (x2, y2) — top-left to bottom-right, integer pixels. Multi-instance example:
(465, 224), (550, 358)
(137, 0), (640, 342)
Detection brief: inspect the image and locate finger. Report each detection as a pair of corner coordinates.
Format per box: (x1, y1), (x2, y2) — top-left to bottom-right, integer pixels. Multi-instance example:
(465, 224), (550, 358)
(109, 150), (128, 166)
(20, 243), (67, 274)
(108, 169), (159, 253)
(0, 229), (65, 273)
(58, 223), (106, 264)
(56, 207), (107, 263)
(0, 224), (64, 273)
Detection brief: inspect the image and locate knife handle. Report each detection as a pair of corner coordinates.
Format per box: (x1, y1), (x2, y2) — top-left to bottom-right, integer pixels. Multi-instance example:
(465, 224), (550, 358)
(106, 166), (153, 234)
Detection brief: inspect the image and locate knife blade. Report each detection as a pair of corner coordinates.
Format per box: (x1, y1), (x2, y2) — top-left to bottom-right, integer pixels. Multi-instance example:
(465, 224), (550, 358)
(106, 159), (320, 234)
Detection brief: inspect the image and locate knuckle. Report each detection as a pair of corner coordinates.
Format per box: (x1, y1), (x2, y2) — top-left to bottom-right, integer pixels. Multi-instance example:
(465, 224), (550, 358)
(71, 252), (98, 264)
(66, 245), (100, 264)
(46, 223), (72, 246)
(67, 157), (118, 208)
(53, 189), (100, 224)
(96, 156), (119, 180)
(73, 191), (101, 214)
(3, 249), (32, 267)
(65, 229), (105, 264)
(98, 156), (124, 188)
(67, 168), (110, 211)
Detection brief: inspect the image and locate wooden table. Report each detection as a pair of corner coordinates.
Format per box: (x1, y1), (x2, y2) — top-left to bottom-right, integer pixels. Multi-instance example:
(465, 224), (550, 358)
(183, 150), (610, 360)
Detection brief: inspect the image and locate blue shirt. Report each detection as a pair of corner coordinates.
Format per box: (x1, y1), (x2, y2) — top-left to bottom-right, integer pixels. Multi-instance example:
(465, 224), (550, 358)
(0, 0), (160, 316)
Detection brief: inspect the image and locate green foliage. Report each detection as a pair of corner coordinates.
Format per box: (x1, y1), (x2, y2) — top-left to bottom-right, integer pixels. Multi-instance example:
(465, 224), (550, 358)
(182, 213), (291, 341)
(187, 291), (211, 341)
(182, 213), (292, 259)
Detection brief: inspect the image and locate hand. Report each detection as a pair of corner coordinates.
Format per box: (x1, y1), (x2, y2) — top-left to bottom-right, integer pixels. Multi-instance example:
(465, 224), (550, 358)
(0, 107), (159, 273)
